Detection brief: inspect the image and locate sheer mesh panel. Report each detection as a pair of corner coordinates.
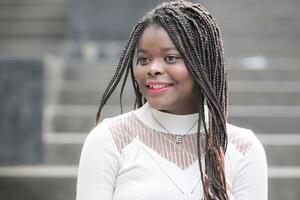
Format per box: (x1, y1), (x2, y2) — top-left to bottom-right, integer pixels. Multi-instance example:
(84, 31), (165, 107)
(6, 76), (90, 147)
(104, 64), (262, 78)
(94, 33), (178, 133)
(108, 113), (205, 169)
(228, 129), (253, 155)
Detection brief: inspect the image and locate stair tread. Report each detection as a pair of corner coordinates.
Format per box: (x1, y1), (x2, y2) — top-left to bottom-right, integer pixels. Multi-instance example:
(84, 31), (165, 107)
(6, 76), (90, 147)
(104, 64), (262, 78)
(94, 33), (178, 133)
(0, 165), (299, 178)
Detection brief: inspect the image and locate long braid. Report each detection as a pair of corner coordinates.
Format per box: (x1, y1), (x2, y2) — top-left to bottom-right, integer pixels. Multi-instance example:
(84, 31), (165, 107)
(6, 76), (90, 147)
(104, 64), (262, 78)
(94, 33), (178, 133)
(96, 1), (228, 199)
(165, 7), (226, 129)
(152, 2), (228, 199)
(157, 17), (215, 198)
(96, 21), (147, 123)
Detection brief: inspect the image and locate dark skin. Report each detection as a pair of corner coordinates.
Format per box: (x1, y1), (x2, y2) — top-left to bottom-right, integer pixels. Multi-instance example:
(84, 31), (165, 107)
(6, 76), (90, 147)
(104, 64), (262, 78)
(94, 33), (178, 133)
(135, 25), (199, 115)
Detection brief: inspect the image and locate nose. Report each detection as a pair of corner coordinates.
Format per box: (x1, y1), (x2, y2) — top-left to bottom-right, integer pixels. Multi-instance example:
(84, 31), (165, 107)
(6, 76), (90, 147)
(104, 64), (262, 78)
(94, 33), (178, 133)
(147, 61), (164, 76)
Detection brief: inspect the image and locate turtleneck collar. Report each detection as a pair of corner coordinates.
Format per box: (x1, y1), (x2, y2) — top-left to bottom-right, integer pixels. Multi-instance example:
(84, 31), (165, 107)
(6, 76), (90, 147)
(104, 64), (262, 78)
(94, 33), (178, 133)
(133, 102), (208, 135)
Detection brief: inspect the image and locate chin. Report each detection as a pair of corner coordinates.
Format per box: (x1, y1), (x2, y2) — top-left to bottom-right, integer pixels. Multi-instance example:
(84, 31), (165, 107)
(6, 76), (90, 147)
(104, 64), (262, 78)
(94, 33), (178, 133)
(147, 100), (170, 111)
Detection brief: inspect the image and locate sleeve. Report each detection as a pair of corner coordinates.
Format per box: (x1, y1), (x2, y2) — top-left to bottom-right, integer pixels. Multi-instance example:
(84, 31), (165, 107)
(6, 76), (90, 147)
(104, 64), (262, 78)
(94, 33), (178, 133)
(232, 135), (268, 200)
(76, 120), (120, 200)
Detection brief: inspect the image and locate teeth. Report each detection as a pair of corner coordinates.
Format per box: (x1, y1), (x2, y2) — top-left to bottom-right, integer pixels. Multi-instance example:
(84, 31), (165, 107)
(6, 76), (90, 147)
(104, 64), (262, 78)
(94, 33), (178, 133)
(149, 84), (167, 89)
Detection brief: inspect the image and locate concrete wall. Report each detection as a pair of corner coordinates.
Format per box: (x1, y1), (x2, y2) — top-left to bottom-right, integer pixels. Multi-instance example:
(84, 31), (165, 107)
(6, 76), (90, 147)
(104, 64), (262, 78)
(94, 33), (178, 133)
(0, 59), (44, 165)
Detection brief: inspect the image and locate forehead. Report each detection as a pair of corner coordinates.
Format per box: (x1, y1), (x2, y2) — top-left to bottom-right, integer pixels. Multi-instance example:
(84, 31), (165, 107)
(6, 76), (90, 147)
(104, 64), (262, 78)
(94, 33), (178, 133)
(138, 25), (176, 50)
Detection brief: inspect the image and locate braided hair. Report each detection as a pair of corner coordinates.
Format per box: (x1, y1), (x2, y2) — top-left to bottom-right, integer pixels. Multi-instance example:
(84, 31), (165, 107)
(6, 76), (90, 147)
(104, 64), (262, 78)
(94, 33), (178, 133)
(96, 1), (228, 199)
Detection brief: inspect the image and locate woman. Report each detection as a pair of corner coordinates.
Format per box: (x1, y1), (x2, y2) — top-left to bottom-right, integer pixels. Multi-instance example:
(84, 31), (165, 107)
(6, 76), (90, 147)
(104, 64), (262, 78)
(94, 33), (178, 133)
(76, 1), (268, 199)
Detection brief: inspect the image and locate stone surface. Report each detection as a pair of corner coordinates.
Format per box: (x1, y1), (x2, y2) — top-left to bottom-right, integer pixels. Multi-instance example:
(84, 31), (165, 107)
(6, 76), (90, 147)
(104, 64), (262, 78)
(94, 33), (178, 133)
(0, 177), (76, 200)
(0, 175), (299, 200)
(43, 140), (300, 166)
(70, 0), (176, 41)
(0, 59), (44, 165)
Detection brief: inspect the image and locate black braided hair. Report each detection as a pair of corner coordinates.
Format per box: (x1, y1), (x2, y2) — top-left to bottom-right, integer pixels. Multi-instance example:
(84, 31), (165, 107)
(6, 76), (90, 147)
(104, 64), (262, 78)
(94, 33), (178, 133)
(96, 1), (228, 199)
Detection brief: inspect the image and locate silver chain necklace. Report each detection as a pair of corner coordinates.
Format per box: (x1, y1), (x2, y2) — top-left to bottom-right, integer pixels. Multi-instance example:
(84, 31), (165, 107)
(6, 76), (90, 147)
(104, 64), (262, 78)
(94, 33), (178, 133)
(150, 109), (198, 144)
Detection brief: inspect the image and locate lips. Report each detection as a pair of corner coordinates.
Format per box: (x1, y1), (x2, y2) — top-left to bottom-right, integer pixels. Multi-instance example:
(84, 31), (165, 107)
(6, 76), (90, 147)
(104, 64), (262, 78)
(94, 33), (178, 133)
(145, 82), (173, 94)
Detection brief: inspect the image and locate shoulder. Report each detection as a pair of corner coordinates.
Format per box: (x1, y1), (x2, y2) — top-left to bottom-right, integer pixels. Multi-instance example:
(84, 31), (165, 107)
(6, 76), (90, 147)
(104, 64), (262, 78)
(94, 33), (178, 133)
(83, 119), (116, 150)
(225, 123), (267, 183)
(103, 103), (151, 135)
(81, 113), (134, 156)
(226, 124), (268, 199)
(226, 123), (264, 156)
(83, 111), (133, 144)
(96, 110), (141, 152)
(80, 118), (123, 158)
(103, 110), (136, 134)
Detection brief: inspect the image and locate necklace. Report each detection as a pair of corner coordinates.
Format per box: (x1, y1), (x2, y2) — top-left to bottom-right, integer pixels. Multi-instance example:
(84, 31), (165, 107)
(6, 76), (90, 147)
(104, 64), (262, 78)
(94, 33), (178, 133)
(150, 109), (198, 144)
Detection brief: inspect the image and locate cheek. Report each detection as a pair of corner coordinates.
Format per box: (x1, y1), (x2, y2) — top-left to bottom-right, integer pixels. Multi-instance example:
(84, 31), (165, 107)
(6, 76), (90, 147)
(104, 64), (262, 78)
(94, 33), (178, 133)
(173, 68), (195, 91)
(171, 67), (193, 83)
(134, 67), (144, 86)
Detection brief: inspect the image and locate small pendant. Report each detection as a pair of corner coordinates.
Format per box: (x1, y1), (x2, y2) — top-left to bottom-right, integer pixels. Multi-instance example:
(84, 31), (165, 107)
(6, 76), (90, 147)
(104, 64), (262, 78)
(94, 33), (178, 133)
(176, 135), (183, 144)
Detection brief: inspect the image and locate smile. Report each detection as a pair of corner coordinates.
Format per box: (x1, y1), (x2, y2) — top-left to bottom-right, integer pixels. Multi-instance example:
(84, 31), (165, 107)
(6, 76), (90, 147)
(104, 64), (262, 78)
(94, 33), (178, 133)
(145, 82), (173, 94)
(145, 82), (173, 88)
(148, 84), (170, 89)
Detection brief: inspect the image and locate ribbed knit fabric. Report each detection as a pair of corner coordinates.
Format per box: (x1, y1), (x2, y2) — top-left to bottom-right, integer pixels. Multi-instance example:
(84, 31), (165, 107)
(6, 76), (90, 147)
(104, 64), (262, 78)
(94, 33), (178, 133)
(76, 103), (268, 200)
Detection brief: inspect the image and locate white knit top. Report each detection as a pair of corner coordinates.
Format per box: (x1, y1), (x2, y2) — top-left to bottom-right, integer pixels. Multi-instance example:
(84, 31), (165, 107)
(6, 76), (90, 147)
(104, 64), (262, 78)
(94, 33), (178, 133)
(76, 103), (268, 200)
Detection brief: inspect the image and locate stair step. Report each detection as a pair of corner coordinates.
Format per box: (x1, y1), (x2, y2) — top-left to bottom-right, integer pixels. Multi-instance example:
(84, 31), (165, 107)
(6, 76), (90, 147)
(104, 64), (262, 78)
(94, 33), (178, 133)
(45, 105), (132, 133)
(0, 0), (68, 5)
(223, 37), (300, 58)
(0, 169), (76, 200)
(219, 19), (300, 37)
(229, 81), (300, 92)
(0, 4), (68, 20)
(56, 81), (300, 91)
(59, 66), (300, 82)
(0, 38), (65, 57)
(61, 56), (300, 70)
(43, 133), (300, 166)
(229, 91), (300, 106)
(45, 142), (82, 166)
(0, 165), (299, 200)
(229, 69), (300, 81)
(206, 3), (300, 20)
(45, 105), (300, 133)
(205, 0), (300, 6)
(58, 56), (300, 73)
(0, 19), (66, 36)
(55, 88), (300, 106)
(51, 81), (300, 106)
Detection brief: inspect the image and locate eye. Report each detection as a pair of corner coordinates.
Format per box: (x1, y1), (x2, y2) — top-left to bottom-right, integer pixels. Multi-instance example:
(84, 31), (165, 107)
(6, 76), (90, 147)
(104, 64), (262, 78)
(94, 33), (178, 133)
(165, 55), (179, 64)
(137, 56), (150, 65)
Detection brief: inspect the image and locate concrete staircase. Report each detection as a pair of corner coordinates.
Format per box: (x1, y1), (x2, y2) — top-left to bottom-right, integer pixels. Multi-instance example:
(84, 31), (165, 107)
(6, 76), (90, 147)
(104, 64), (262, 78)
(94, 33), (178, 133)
(1, 56), (298, 200)
(1, 0), (300, 199)
(0, 0), (69, 57)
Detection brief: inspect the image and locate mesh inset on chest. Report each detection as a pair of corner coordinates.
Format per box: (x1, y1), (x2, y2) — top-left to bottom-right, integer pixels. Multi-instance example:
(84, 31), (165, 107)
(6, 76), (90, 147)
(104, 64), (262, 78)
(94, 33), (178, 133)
(228, 129), (253, 155)
(109, 114), (202, 169)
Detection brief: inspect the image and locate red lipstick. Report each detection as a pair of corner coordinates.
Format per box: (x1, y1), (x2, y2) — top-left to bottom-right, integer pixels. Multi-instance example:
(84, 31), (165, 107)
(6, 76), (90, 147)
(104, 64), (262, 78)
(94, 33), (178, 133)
(145, 82), (173, 94)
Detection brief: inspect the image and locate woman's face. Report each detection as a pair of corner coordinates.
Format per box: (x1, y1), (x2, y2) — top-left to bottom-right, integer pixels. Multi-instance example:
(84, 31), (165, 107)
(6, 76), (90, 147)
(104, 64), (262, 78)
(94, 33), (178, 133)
(135, 25), (198, 115)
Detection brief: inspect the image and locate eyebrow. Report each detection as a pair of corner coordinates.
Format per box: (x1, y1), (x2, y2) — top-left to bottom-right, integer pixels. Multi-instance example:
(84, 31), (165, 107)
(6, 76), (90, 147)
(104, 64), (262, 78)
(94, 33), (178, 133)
(138, 47), (178, 53)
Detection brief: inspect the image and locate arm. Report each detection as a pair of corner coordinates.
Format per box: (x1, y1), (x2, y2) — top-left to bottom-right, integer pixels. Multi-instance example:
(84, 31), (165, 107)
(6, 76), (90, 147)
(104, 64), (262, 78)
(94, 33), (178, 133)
(232, 137), (268, 200)
(76, 121), (120, 200)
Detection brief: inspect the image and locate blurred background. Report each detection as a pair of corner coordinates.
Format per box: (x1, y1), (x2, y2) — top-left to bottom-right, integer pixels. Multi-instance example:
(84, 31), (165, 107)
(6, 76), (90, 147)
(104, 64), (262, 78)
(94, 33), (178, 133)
(0, 0), (299, 199)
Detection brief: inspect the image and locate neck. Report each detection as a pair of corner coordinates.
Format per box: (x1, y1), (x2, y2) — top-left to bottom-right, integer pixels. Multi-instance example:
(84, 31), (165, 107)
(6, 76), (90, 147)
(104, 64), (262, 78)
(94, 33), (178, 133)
(133, 103), (208, 135)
